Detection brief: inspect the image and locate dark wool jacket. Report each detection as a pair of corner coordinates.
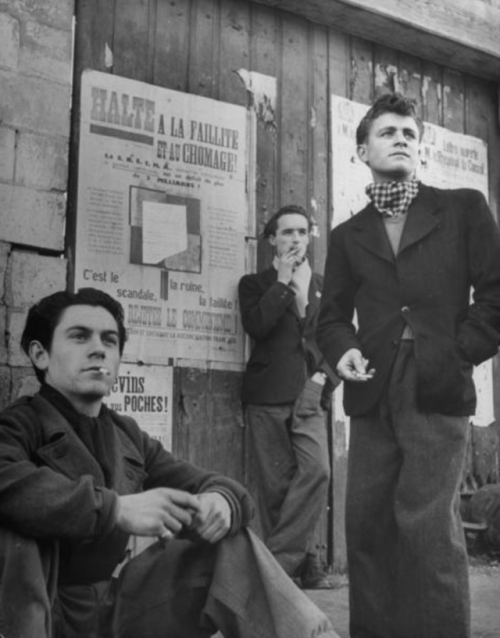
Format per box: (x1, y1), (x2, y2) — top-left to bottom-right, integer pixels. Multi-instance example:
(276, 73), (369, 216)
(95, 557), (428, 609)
(239, 266), (338, 407)
(317, 185), (500, 417)
(0, 389), (253, 588)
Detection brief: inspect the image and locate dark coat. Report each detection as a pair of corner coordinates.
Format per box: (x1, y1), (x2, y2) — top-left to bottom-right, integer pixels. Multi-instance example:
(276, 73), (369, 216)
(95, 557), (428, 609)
(239, 266), (337, 406)
(317, 185), (500, 417)
(0, 392), (254, 635)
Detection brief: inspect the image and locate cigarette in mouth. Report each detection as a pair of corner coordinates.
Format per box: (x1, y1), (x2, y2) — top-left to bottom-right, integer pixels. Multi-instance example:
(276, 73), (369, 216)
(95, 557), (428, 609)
(97, 367), (109, 375)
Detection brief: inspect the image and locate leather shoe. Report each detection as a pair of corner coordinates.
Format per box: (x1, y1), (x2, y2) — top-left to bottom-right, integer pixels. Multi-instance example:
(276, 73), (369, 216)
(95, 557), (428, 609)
(300, 553), (337, 590)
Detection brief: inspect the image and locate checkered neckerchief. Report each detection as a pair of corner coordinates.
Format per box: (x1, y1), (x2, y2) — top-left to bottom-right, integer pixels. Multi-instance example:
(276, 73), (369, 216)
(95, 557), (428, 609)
(366, 180), (420, 217)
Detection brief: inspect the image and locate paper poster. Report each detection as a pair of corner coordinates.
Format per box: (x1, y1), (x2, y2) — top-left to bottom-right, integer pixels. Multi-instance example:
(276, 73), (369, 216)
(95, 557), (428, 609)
(331, 94), (493, 427)
(74, 70), (248, 366)
(142, 201), (188, 264)
(105, 363), (173, 450)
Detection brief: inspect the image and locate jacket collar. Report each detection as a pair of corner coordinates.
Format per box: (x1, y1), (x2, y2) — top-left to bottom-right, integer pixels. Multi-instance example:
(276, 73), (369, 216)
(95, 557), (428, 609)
(352, 183), (442, 262)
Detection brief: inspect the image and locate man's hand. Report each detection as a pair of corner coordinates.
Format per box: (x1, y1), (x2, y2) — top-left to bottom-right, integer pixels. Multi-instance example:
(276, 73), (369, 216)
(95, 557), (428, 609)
(337, 348), (375, 382)
(276, 247), (301, 285)
(187, 492), (232, 544)
(116, 488), (202, 538)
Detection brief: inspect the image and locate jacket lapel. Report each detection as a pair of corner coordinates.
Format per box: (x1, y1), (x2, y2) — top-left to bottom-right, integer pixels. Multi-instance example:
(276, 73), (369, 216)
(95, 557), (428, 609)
(31, 395), (106, 484)
(398, 184), (442, 254)
(352, 185), (442, 261)
(305, 273), (322, 325)
(352, 203), (395, 264)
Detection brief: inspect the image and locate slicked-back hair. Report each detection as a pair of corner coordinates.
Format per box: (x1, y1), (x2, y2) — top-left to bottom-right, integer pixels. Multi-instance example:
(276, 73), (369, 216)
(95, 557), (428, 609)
(356, 92), (424, 146)
(21, 288), (127, 382)
(263, 204), (312, 239)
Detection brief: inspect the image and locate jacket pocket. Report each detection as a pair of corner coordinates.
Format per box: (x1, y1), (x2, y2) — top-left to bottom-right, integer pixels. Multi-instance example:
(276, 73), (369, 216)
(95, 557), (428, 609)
(415, 334), (475, 413)
(122, 456), (148, 492)
(247, 352), (270, 373)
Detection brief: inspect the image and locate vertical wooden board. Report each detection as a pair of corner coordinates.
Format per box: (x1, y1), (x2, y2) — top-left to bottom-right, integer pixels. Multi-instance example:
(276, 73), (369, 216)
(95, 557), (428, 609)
(250, 2), (277, 76)
(481, 85), (500, 436)
(442, 69), (465, 133)
(210, 418), (245, 481)
(332, 417), (348, 572)
(250, 3), (278, 268)
(328, 28), (348, 230)
(247, 6), (278, 498)
(210, 0), (251, 487)
(279, 12), (309, 205)
(175, 369), (245, 481)
(174, 367), (209, 463)
(209, 370), (245, 482)
(330, 31), (372, 573)
(219, 0), (251, 106)
(68, 0), (117, 279)
(464, 75), (495, 211)
(464, 77), (499, 217)
(477, 82), (500, 219)
(494, 357), (500, 443)
(328, 30), (349, 227)
(153, 0), (191, 91)
(465, 76), (500, 467)
(397, 52), (423, 115)
(113, 0), (155, 82)
(172, 366), (188, 460)
(481, 86), (500, 440)
(308, 23), (329, 272)
(214, 0), (249, 487)
(74, 0), (116, 74)
(188, 0), (218, 98)
(328, 28), (349, 100)
(327, 27), (350, 576)
(464, 76), (491, 143)
(349, 36), (373, 105)
(307, 23), (331, 567)
(373, 45), (399, 99)
(421, 62), (443, 126)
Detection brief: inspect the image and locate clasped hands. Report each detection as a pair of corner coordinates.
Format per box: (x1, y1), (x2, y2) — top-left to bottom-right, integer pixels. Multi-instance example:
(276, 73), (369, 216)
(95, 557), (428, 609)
(116, 488), (232, 545)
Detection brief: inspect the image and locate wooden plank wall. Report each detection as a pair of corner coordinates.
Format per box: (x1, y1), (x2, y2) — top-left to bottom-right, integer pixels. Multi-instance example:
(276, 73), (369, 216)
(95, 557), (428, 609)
(72, 0), (500, 571)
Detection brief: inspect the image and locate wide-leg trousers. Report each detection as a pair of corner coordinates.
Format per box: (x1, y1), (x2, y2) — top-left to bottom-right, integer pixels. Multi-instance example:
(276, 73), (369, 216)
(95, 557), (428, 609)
(245, 378), (331, 576)
(347, 341), (470, 638)
(0, 526), (339, 638)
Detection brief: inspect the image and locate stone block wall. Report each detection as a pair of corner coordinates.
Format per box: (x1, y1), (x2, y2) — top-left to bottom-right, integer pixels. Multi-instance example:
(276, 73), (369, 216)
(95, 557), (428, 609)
(0, 0), (74, 408)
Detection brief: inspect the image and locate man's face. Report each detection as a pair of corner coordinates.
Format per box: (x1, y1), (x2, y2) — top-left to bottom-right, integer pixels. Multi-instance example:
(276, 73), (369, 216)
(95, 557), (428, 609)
(269, 213), (310, 263)
(357, 112), (420, 182)
(30, 305), (121, 415)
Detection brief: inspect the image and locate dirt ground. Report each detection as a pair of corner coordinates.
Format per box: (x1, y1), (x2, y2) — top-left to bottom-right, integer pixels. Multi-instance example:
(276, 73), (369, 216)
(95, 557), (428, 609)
(307, 558), (500, 638)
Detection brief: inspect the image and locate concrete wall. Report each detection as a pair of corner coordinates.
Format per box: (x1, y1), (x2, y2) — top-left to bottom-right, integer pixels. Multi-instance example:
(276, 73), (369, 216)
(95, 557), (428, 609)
(0, 0), (74, 408)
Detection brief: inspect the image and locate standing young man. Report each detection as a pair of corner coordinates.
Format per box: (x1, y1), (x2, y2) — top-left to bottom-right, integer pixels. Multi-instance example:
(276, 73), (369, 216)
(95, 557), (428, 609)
(0, 287), (338, 638)
(317, 93), (500, 638)
(239, 205), (339, 589)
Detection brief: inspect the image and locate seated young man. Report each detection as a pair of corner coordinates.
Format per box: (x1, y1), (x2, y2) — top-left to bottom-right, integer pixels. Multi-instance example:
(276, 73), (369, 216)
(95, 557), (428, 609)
(0, 287), (338, 638)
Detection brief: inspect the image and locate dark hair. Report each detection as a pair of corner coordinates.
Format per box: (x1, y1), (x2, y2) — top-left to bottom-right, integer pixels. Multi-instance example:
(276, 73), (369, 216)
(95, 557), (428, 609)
(356, 92), (423, 146)
(21, 288), (127, 382)
(263, 204), (312, 239)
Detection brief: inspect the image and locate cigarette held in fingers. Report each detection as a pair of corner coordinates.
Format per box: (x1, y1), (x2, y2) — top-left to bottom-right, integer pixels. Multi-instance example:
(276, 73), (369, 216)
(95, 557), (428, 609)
(352, 370), (375, 380)
(158, 529), (174, 545)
